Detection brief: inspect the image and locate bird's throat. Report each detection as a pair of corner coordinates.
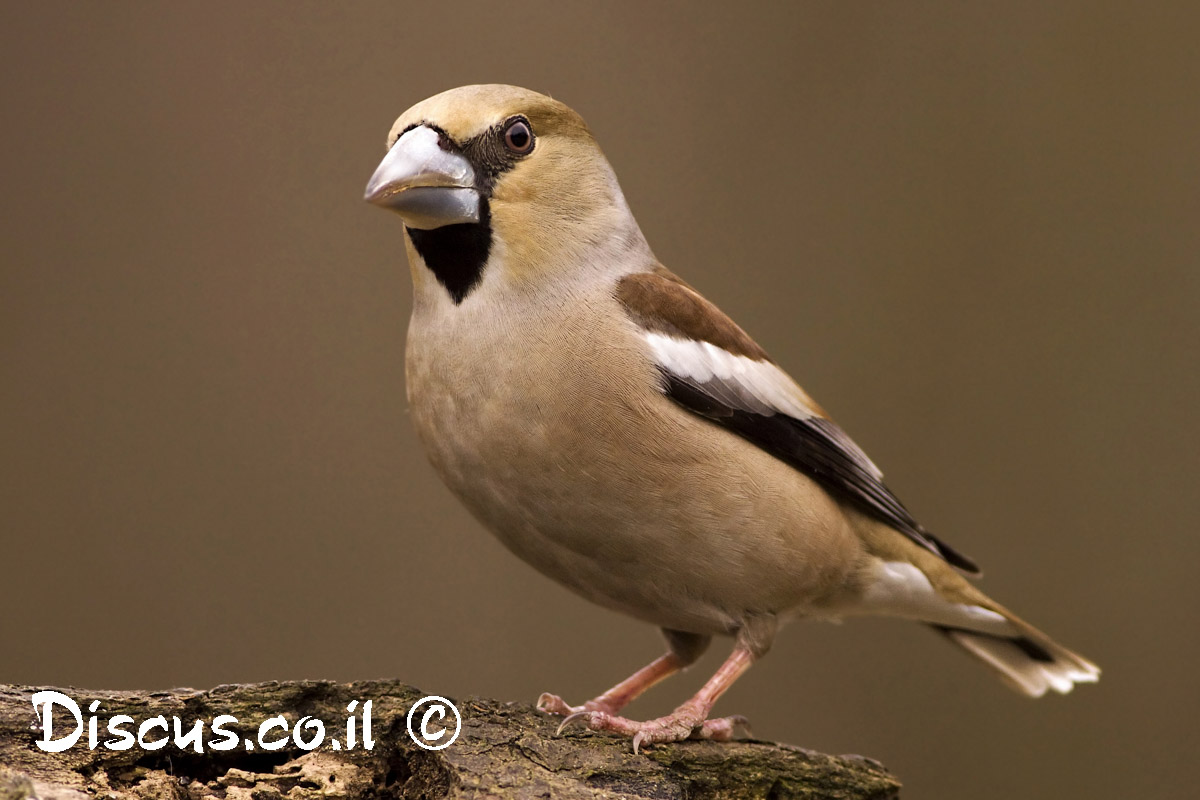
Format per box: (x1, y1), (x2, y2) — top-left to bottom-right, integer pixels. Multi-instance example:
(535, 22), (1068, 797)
(406, 202), (492, 305)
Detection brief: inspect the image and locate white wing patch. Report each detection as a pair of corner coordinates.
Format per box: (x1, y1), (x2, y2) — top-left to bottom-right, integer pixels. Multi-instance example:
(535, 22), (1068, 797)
(642, 331), (885, 478)
(643, 332), (819, 420)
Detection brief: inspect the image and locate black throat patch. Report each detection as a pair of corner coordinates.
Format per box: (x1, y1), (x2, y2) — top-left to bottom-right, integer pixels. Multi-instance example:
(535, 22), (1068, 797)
(405, 200), (492, 305)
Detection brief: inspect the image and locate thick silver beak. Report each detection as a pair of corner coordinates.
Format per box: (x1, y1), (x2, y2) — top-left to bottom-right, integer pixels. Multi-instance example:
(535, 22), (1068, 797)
(364, 126), (480, 230)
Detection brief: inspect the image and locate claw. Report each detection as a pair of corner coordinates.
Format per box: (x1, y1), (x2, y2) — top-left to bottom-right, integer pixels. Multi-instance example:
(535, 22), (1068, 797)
(692, 714), (751, 742)
(556, 710), (592, 736)
(728, 714), (753, 738)
(537, 692), (571, 715)
(632, 730), (647, 755)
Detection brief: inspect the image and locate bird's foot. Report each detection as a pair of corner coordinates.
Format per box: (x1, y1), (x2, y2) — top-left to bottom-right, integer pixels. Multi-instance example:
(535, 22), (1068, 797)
(537, 692), (622, 717)
(551, 701), (750, 753)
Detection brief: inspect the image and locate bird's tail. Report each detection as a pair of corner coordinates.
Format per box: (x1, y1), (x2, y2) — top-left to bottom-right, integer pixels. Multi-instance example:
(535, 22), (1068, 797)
(929, 607), (1099, 697)
(849, 536), (1100, 696)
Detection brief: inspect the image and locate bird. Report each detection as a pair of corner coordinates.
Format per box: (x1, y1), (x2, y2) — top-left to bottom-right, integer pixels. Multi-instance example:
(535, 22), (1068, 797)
(363, 84), (1099, 752)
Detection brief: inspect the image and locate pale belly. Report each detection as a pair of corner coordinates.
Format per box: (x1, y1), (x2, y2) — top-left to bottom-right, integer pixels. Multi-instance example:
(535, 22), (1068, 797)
(404, 298), (866, 636)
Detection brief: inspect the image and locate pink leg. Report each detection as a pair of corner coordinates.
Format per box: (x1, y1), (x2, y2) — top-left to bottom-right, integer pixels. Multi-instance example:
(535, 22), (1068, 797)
(559, 644), (756, 753)
(538, 651), (688, 716)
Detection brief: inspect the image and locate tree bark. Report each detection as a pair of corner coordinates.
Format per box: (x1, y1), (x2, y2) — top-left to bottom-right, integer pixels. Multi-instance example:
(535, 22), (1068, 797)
(0, 680), (899, 799)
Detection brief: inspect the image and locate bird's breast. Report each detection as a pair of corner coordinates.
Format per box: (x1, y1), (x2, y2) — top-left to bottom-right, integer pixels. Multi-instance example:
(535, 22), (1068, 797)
(404, 288), (662, 555)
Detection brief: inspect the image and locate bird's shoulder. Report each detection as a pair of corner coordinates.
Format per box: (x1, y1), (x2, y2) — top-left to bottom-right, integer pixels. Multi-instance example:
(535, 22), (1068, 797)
(615, 267), (772, 363)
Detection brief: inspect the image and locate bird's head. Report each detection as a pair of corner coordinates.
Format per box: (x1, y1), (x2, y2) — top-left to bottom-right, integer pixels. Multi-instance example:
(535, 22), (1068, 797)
(365, 85), (649, 304)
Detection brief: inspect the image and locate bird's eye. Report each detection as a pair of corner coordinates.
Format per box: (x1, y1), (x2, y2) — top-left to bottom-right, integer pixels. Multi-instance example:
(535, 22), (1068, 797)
(503, 118), (534, 154)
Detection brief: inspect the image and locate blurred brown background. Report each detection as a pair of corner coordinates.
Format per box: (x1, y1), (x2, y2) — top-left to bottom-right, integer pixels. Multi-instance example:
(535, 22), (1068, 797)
(2, 2), (1195, 797)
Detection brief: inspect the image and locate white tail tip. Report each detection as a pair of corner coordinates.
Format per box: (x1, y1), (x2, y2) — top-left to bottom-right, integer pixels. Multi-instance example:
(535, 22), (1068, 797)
(942, 628), (1100, 697)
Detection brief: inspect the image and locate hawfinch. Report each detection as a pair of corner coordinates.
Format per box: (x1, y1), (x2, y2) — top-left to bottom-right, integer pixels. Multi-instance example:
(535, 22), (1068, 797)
(364, 85), (1099, 751)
